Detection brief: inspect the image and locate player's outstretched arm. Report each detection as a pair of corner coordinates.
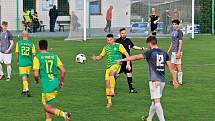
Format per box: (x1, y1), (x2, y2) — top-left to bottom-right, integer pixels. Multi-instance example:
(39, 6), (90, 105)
(132, 46), (147, 51)
(58, 65), (66, 88)
(166, 61), (179, 88)
(117, 54), (144, 64)
(91, 55), (103, 61)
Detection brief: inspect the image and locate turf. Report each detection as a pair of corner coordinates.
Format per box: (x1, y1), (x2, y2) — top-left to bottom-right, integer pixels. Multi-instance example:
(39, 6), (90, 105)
(0, 35), (215, 121)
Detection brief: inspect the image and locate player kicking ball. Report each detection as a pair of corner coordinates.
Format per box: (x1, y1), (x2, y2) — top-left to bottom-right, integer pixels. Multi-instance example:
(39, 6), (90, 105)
(15, 31), (36, 97)
(167, 19), (183, 85)
(33, 40), (71, 121)
(91, 34), (130, 109)
(117, 36), (179, 121)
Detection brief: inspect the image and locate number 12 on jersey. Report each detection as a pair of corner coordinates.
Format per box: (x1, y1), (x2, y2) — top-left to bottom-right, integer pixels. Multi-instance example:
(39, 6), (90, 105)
(156, 54), (164, 67)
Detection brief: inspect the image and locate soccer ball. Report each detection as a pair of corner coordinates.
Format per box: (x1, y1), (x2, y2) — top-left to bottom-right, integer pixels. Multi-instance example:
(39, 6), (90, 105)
(76, 54), (86, 63)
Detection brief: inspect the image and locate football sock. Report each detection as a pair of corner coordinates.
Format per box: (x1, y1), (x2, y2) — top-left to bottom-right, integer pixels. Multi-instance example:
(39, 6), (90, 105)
(7, 66), (12, 78)
(155, 103), (165, 121)
(127, 77), (133, 90)
(0, 64), (3, 75)
(147, 103), (155, 120)
(109, 76), (115, 93)
(107, 96), (112, 104)
(178, 71), (183, 84)
(46, 118), (52, 121)
(23, 81), (29, 91)
(54, 109), (66, 118)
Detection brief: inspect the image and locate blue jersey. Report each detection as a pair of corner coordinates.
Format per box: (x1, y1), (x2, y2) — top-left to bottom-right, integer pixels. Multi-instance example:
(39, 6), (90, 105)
(143, 48), (170, 82)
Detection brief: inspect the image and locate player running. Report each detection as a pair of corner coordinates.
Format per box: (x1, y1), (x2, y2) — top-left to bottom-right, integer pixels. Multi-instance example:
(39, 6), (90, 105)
(115, 28), (146, 93)
(167, 19), (183, 85)
(117, 36), (179, 121)
(91, 34), (130, 109)
(15, 31), (36, 97)
(33, 40), (71, 121)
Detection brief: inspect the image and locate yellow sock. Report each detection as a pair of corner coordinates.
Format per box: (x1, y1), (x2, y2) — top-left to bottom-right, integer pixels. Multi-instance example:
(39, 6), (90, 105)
(54, 109), (65, 117)
(23, 81), (29, 91)
(109, 76), (115, 93)
(107, 96), (112, 104)
(46, 118), (52, 121)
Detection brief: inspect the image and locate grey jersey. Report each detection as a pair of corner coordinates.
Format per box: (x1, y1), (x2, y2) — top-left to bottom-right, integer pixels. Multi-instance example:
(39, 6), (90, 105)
(144, 48), (170, 82)
(0, 31), (13, 53)
(171, 29), (183, 52)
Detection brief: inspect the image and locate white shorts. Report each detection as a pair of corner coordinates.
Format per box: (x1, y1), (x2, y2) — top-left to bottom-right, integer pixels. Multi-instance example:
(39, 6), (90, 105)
(0, 52), (12, 64)
(171, 52), (182, 64)
(149, 81), (165, 99)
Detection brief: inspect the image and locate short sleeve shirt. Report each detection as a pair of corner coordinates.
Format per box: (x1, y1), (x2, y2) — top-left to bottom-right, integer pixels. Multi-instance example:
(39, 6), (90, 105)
(144, 48), (170, 82)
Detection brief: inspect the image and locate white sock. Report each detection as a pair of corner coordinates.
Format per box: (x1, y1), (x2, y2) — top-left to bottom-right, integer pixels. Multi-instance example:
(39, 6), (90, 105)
(62, 112), (66, 118)
(0, 64), (3, 75)
(7, 66), (12, 78)
(147, 103), (155, 120)
(155, 103), (165, 121)
(178, 72), (183, 84)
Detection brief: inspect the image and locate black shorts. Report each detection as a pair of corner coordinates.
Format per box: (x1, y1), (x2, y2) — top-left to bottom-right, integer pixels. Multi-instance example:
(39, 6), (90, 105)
(119, 62), (132, 74)
(151, 23), (157, 32)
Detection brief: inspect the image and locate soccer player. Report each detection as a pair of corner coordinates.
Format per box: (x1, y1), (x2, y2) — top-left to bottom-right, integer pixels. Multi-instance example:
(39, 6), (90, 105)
(0, 21), (14, 81)
(117, 36), (179, 121)
(33, 40), (71, 121)
(91, 34), (130, 109)
(15, 31), (36, 97)
(115, 28), (146, 93)
(148, 8), (160, 36)
(167, 19), (183, 85)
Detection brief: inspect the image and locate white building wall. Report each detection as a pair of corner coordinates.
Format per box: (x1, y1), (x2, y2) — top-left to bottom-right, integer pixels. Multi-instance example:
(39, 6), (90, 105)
(0, 0), (131, 30)
(0, 0), (23, 30)
(71, 0), (131, 29)
(90, 0), (131, 28)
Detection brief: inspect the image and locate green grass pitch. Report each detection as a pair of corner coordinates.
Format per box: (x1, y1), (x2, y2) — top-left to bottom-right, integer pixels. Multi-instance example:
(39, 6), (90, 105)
(0, 35), (215, 121)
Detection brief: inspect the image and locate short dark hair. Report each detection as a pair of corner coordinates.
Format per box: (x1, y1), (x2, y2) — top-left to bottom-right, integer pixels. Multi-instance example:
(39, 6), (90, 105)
(106, 34), (114, 38)
(39, 40), (48, 50)
(172, 19), (180, 25)
(146, 36), (157, 45)
(120, 28), (126, 32)
(2, 21), (8, 26)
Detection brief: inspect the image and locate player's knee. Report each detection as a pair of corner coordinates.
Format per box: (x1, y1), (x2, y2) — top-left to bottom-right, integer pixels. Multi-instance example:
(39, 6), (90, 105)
(126, 73), (132, 77)
(153, 98), (160, 104)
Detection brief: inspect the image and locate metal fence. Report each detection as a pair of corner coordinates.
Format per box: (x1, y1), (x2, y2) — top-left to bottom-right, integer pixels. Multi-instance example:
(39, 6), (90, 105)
(0, 0), (214, 39)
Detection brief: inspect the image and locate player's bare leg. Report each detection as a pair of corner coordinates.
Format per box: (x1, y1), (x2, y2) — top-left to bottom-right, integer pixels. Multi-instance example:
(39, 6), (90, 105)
(43, 104), (71, 121)
(45, 112), (52, 121)
(176, 64), (183, 85)
(5, 64), (12, 81)
(0, 63), (5, 80)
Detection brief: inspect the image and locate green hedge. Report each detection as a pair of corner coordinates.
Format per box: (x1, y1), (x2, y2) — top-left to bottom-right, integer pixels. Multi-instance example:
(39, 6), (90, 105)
(199, 0), (212, 33)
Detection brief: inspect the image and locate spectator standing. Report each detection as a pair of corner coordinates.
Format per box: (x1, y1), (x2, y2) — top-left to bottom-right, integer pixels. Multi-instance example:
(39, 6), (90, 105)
(49, 5), (58, 32)
(104, 5), (113, 33)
